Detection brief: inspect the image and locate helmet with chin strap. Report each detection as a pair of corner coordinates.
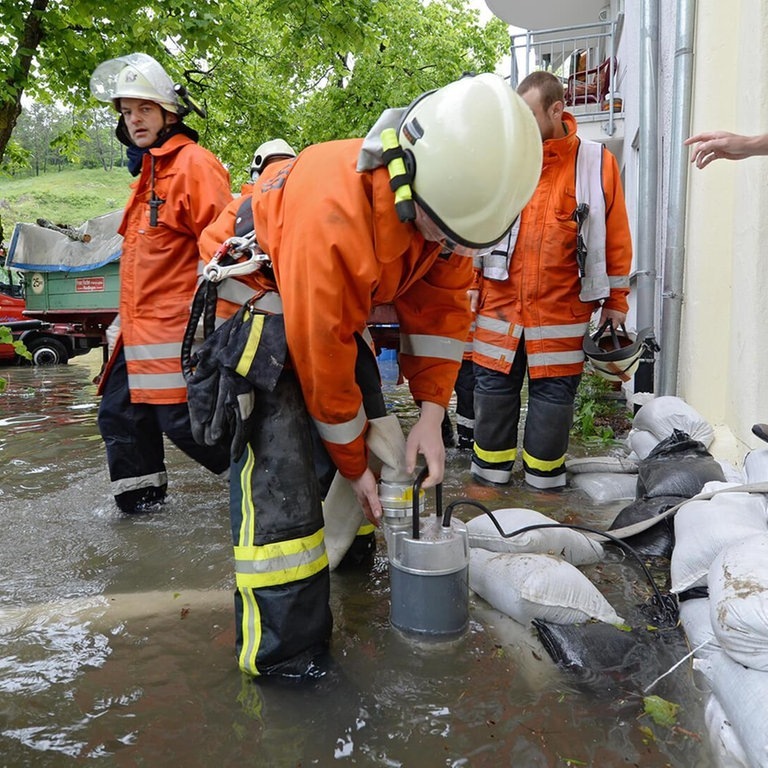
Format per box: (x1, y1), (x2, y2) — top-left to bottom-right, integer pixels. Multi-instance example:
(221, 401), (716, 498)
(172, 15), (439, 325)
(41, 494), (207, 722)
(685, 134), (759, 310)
(90, 53), (179, 114)
(396, 72), (542, 251)
(583, 320), (653, 383)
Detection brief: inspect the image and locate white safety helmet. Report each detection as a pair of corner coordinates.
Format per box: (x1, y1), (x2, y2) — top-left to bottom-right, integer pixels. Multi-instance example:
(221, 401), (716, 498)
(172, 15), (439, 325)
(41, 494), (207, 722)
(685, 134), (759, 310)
(90, 53), (179, 114)
(583, 321), (653, 383)
(250, 138), (296, 181)
(397, 72), (542, 250)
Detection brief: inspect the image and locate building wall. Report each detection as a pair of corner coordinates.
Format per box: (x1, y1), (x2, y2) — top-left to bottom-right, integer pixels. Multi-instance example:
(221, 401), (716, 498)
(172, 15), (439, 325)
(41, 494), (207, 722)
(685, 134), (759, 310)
(683, 0), (768, 462)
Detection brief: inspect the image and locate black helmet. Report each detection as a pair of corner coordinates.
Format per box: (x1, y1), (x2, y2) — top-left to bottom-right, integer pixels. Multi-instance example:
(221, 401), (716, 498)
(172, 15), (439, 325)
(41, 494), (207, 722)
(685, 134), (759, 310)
(583, 320), (653, 383)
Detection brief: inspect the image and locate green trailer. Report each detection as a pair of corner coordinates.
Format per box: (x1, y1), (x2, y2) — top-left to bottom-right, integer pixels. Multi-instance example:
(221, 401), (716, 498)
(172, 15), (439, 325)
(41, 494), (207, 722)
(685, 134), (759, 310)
(4, 211), (122, 364)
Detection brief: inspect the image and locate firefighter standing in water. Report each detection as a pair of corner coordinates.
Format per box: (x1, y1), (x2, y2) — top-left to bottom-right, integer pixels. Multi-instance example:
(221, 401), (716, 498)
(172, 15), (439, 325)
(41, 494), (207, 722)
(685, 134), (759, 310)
(196, 73), (543, 678)
(471, 70), (632, 490)
(90, 54), (233, 515)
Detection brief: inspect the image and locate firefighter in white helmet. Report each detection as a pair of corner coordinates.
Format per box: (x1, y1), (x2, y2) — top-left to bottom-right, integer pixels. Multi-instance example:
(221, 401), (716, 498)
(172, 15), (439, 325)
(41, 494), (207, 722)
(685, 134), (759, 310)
(89, 53), (233, 515)
(194, 72), (541, 679)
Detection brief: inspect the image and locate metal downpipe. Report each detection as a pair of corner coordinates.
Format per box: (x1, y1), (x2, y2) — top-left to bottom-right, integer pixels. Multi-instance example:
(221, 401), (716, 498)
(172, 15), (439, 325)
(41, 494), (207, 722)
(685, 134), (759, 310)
(659, 0), (697, 395)
(634, 0), (660, 396)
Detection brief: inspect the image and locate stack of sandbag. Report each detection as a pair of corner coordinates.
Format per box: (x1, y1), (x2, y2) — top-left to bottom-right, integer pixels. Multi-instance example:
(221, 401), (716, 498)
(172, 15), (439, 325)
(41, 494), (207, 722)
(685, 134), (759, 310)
(467, 508), (617, 627)
(601, 430), (728, 560)
(567, 455), (639, 503)
(672, 482), (768, 767)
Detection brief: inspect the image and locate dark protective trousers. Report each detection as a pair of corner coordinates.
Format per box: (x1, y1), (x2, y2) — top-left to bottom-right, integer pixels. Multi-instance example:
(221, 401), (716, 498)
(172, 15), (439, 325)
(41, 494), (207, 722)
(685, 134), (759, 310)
(231, 369), (333, 677)
(454, 359), (476, 449)
(471, 339), (580, 488)
(98, 348), (230, 514)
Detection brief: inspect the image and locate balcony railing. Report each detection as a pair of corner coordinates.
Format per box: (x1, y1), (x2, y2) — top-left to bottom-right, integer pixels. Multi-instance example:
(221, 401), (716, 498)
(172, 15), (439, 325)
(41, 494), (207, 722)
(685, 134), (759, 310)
(510, 16), (624, 137)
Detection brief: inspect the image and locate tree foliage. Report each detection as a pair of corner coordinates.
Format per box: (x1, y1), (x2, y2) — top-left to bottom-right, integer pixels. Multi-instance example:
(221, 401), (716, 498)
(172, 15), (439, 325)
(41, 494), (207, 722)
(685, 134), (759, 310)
(1, 0), (510, 185)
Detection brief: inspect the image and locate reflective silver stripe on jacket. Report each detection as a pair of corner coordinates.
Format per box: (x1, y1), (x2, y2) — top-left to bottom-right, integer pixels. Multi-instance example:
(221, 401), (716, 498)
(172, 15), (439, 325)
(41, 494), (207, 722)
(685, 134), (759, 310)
(527, 349), (585, 367)
(128, 371), (187, 390)
(525, 322), (589, 342)
(313, 403), (367, 445)
(124, 342), (182, 361)
(399, 333), (463, 362)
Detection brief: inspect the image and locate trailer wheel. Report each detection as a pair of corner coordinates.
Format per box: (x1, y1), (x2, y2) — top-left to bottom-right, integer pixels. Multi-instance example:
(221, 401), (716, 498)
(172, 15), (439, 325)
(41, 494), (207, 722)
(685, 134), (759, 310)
(26, 337), (69, 365)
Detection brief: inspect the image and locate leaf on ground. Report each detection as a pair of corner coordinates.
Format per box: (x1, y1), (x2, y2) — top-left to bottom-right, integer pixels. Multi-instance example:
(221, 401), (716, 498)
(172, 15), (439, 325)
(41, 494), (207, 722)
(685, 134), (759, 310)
(643, 694), (679, 728)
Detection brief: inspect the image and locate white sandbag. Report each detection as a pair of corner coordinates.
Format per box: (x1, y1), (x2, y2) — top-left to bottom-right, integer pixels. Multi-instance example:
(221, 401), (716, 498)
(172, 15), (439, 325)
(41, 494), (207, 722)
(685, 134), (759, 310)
(632, 395), (715, 448)
(704, 694), (752, 768)
(569, 471), (637, 503)
(466, 507), (604, 565)
(708, 648), (768, 768)
(626, 427), (662, 460)
(717, 459), (746, 484)
(566, 455), (639, 474)
(708, 534), (768, 671)
(670, 488), (768, 594)
(744, 449), (768, 484)
(468, 549), (624, 627)
(677, 597), (721, 662)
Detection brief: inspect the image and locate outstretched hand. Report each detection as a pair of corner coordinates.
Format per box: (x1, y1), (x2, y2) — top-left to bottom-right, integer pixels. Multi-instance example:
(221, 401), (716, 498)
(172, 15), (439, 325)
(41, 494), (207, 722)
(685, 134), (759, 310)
(685, 131), (768, 169)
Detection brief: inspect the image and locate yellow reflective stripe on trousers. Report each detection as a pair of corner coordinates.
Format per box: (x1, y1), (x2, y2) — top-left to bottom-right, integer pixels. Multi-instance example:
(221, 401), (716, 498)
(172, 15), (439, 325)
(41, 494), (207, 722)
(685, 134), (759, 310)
(237, 444), (260, 674)
(234, 528), (328, 589)
(235, 313), (265, 378)
(522, 449), (565, 472)
(473, 444), (517, 463)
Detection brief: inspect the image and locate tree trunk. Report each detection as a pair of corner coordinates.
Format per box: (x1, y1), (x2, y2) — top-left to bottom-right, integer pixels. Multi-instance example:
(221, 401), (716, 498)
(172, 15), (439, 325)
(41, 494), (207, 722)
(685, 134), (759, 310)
(0, 0), (49, 165)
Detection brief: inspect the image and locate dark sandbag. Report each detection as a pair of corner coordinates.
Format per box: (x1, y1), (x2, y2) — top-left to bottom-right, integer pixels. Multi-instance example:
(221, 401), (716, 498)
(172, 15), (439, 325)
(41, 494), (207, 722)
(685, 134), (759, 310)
(636, 429), (725, 499)
(533, 619), (639, 672)
(608, 495), (681, 558)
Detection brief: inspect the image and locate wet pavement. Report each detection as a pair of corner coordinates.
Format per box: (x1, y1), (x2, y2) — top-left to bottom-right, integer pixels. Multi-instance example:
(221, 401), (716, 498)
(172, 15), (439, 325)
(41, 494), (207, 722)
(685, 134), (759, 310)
(0, 353), (716, 766)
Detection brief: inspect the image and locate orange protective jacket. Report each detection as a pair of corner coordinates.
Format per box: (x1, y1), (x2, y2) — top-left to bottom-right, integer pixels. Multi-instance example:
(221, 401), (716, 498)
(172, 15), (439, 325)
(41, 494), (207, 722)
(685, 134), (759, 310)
(198, 138), (473, 479)
(473, 112), (631, 379)
(103, 133), (232, 404)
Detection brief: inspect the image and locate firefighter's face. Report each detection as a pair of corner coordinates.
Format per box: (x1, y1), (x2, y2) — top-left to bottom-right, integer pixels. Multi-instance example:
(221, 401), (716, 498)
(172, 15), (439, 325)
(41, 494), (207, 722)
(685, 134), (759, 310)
(521, 88), (563, 142)
(119, 98), (176, 147)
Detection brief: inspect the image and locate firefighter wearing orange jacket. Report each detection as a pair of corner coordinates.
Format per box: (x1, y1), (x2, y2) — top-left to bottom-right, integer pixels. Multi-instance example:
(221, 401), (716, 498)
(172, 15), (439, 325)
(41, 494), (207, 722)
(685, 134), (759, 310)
(90, 54), (233, 514)
(471, 70), (632, 490)
(197, 73), (543, 678)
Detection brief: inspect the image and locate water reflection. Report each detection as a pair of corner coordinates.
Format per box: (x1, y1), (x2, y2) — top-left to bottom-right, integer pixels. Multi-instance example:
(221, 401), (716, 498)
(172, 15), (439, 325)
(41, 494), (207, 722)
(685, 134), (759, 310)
(0, 352), (715, 766)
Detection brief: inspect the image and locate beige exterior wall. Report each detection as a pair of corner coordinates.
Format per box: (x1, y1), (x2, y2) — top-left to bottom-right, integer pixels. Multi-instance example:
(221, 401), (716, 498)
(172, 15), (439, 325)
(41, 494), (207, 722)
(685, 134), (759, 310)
(683, 0), (768, 463)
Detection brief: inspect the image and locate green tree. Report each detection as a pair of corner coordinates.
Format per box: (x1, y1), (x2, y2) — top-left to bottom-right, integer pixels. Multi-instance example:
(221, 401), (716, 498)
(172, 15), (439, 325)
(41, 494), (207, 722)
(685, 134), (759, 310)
(1, 1), (509, 184)
(0, 0), (239, 165)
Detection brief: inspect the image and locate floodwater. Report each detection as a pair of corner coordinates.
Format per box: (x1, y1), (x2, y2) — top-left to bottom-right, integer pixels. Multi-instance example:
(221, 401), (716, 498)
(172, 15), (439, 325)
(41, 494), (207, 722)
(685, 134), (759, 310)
(0, 353), (716, 767)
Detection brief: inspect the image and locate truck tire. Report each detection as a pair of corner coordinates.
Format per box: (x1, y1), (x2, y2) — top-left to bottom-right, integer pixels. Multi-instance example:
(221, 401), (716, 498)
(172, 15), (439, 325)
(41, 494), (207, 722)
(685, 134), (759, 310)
(26, 337), (69, 366)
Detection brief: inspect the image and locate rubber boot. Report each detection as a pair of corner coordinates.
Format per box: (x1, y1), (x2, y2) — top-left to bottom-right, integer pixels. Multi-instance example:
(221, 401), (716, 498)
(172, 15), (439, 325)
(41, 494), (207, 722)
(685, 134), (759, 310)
(522, 398), (573, 489)
(470, 391), (521, 485)
(336, 523), (377, 571)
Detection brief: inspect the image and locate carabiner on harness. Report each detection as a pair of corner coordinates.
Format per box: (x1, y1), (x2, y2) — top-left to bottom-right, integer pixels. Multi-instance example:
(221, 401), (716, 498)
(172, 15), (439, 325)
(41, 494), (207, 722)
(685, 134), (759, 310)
(203, 232), (271, 283)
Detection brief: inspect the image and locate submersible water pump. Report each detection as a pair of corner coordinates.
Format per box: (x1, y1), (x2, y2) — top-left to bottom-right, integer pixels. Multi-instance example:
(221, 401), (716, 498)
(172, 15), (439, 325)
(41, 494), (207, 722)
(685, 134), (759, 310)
(380, 467), (470, 639)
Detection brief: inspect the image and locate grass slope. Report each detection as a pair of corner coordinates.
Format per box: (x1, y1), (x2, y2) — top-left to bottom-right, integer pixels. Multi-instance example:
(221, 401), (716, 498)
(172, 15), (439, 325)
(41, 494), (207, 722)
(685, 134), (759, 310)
(0, 168), (132, 242)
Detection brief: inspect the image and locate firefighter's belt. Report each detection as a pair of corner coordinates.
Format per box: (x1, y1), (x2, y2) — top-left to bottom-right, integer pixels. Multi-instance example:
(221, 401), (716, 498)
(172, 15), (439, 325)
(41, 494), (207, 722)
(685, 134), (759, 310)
(182, 296), (287, 461)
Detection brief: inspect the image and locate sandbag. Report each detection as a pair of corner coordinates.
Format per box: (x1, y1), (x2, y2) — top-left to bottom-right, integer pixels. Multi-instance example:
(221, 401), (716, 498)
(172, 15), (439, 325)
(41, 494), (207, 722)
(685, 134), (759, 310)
(465, 507), (604, 565)
(631, 395), (714, 452)
(566, 455), (639, 474)
(569, 471), (638, 503)
(671, 486), (768, 594)
(704, 694), (751, 768)
(708, 534), (768, 671)
(677, 596), (721, 662)
(636, 429), (725, 499)
(607, 495), (680, 558)
(707, 649), (768, 768)
(469, 549), (624, 627)
(626, 428), (661, 461)
(744, 448), (768, 483)
(533, 618), (640, 671)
